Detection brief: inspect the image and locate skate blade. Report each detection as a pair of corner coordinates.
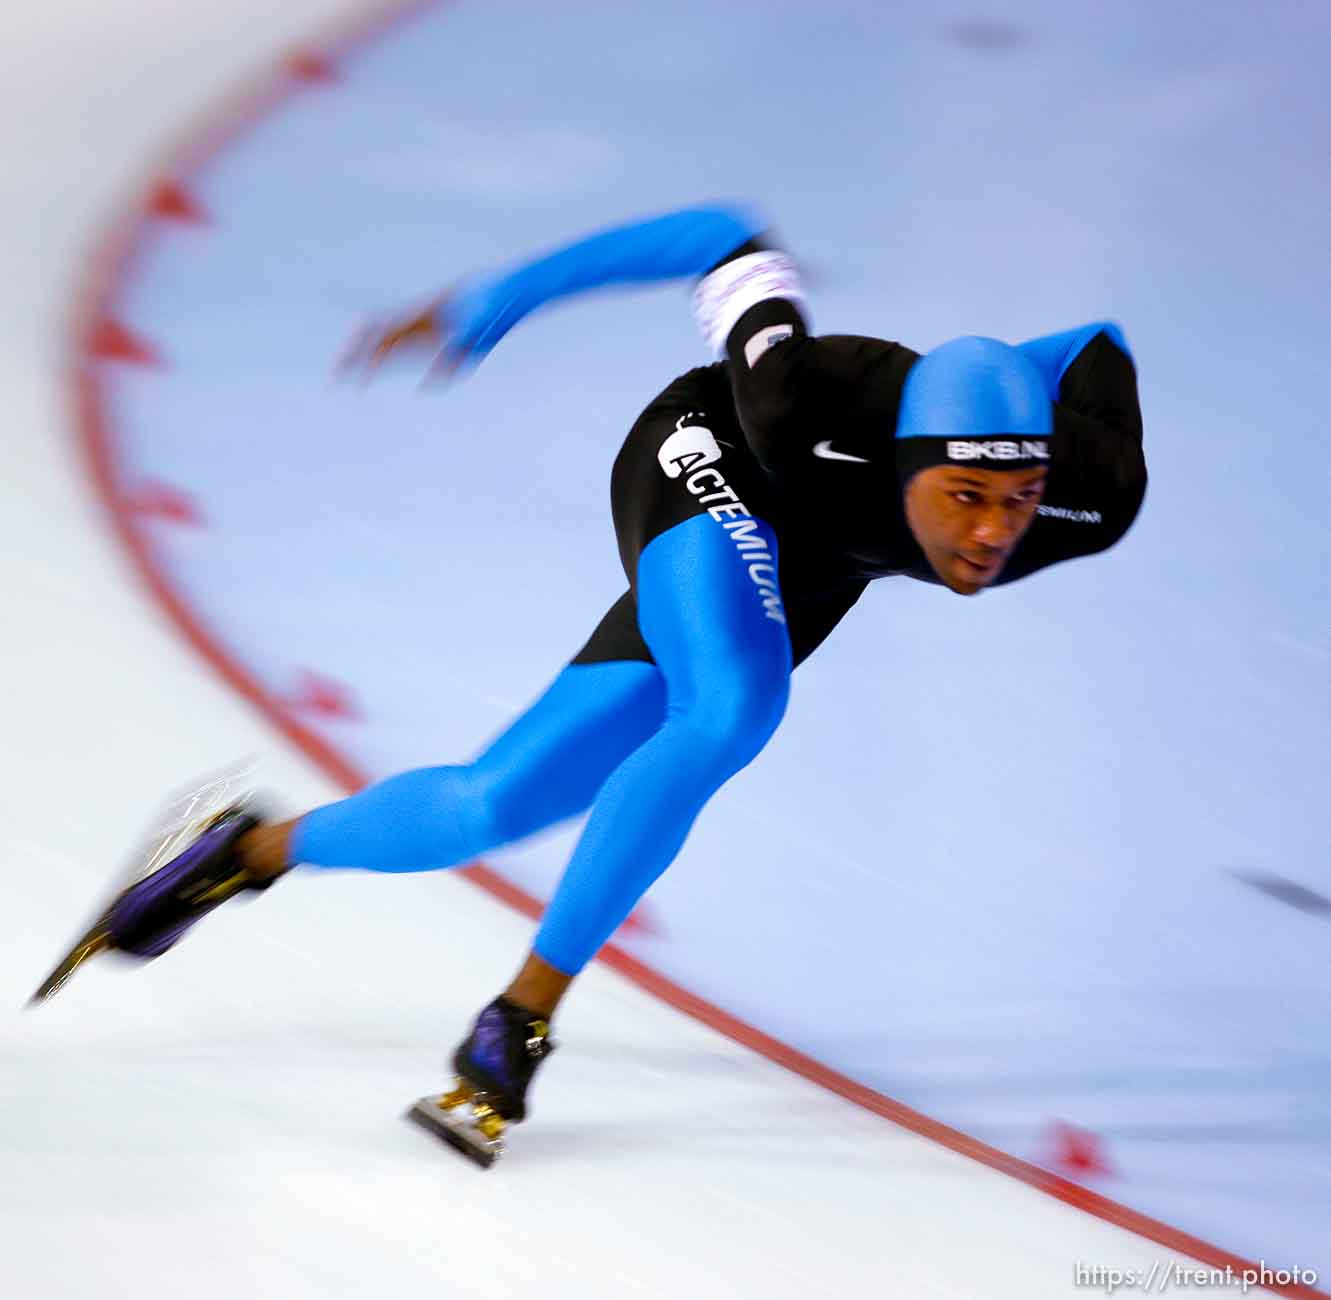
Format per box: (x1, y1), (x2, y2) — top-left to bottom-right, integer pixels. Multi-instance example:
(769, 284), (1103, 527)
(131, 764), (258, 884)
(28, 921), (114, 1006)
(27, 765), (257, 1010)
(406, 1090), (506, 1169)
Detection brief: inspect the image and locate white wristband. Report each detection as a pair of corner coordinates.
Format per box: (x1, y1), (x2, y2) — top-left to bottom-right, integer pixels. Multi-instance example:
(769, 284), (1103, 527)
(692, 251), (806, 357)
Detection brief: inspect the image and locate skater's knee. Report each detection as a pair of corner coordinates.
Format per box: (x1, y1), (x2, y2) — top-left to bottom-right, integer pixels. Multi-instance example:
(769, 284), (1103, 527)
(421, 763), (528, 856)
(382, 765), (493, 860)
(671, 670), (789, 776)
(296, 765), (487, 872)
(455, 759), (585, 852)
(316, 763), (545, 866)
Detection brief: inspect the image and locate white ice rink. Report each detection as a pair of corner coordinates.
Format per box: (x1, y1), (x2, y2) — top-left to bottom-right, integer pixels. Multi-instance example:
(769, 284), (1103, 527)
(3, 3), (1324, 1298)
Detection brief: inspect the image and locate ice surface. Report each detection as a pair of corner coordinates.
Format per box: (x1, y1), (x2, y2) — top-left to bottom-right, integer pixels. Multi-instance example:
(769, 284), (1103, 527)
(3, 1), (1324, 1296)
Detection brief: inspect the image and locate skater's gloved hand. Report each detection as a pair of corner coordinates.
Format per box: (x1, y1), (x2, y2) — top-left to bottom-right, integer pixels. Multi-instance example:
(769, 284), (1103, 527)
(339, 296), (447, 382)
(339, 275), (522, 384)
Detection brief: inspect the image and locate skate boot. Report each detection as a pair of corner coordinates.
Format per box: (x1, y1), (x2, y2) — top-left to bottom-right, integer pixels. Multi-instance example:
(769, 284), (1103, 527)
(30, 801), (271, 1003)
(407, 996), (557, 1168)
(104, 805), (269, 956)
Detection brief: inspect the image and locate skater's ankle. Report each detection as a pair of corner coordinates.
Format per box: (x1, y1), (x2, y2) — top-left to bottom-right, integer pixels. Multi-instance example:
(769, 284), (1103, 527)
(503, 952), (573, 1021)
(236, 820), (296, 883)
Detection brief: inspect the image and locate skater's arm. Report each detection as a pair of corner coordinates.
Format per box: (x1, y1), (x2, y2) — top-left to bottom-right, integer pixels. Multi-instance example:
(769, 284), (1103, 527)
(1005, 322), (1147, 572)
(436, 205), (768, 370)
(1020, 320), (1145, 529)
(1017, 321), (1141, 441)
(449, 200), (829, 484)
(692, 240), (822, 476)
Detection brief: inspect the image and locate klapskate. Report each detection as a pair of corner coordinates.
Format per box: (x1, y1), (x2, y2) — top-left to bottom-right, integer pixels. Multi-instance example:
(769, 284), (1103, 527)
(29, 771), (273, 1004)
(408, 995), (556, 1168)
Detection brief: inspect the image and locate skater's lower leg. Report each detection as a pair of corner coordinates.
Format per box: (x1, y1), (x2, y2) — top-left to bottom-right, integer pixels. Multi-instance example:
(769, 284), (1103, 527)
(524, 518), (792, 978)
(503, 951), (574, 1019)
(441, 521), (793, 1144)
(263, 663), (665, 876)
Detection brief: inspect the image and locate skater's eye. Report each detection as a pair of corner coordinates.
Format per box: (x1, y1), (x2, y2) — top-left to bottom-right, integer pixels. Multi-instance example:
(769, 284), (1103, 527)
(953, 491), (982, 505)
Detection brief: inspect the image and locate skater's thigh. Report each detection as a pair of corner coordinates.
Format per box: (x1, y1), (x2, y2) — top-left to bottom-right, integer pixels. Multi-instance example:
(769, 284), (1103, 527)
(473, 650), (663, 784)
(635, 514), (791, 727)
(469, 632), (666, 826)
(609, 366), (777, 594)
(610, 373), (788, 676)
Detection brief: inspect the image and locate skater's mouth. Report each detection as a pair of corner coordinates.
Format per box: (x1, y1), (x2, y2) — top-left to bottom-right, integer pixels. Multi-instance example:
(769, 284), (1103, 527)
(957, 552), (1003, 578)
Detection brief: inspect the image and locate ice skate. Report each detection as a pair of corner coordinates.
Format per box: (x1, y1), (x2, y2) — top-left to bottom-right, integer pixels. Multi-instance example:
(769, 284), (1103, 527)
(29, 772), (271, 1004)
(407, 995), (556, 1168)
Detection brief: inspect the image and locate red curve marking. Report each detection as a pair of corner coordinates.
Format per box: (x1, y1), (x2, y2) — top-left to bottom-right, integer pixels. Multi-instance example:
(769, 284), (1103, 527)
(63, 3), (1327, 1294)
(289, 670), (359, 721)
(130, 480), (203, 526)
(1048, 1121), (1115, 1180)
(149, 180), (208, 224)
(285, 51), (338, 82)
(90, 318), (160, 366)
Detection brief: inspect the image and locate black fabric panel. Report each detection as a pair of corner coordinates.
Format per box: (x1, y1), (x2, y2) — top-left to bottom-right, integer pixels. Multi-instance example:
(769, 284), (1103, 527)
(1058, 332), (1144, 443)
(721, 299), (814, 476)
(573, 364), (871, 670)
(608, 365), (777, 586)
(703, 235), (771, 274)
(996, 335), (1147, 583)
(570, 591), (654, 666)
(569, 575), (868, 672)
(782, 574), (870, 668)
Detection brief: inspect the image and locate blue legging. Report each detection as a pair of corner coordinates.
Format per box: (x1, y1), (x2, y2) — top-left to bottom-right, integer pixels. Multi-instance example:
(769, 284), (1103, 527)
(292, 513), (792, 974)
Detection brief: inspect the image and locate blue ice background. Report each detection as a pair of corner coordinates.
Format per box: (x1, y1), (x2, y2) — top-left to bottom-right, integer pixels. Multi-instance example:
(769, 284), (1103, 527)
(107, 0), (1330, 1271)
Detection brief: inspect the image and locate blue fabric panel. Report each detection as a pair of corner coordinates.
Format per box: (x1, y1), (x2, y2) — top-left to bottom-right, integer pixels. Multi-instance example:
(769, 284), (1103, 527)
(896, 335), (1054, 439)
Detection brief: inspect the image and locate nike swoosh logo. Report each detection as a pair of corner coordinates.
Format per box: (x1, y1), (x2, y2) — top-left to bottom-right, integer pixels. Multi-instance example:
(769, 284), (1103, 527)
(812, 440), (870, 464)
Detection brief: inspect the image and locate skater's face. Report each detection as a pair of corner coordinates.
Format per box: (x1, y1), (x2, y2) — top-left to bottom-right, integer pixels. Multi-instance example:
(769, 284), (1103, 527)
(904, 465), (1047, 595)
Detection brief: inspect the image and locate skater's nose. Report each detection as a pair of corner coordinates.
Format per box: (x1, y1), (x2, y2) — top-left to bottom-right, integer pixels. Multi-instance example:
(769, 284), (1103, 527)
(969, 504), (1015, 549)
